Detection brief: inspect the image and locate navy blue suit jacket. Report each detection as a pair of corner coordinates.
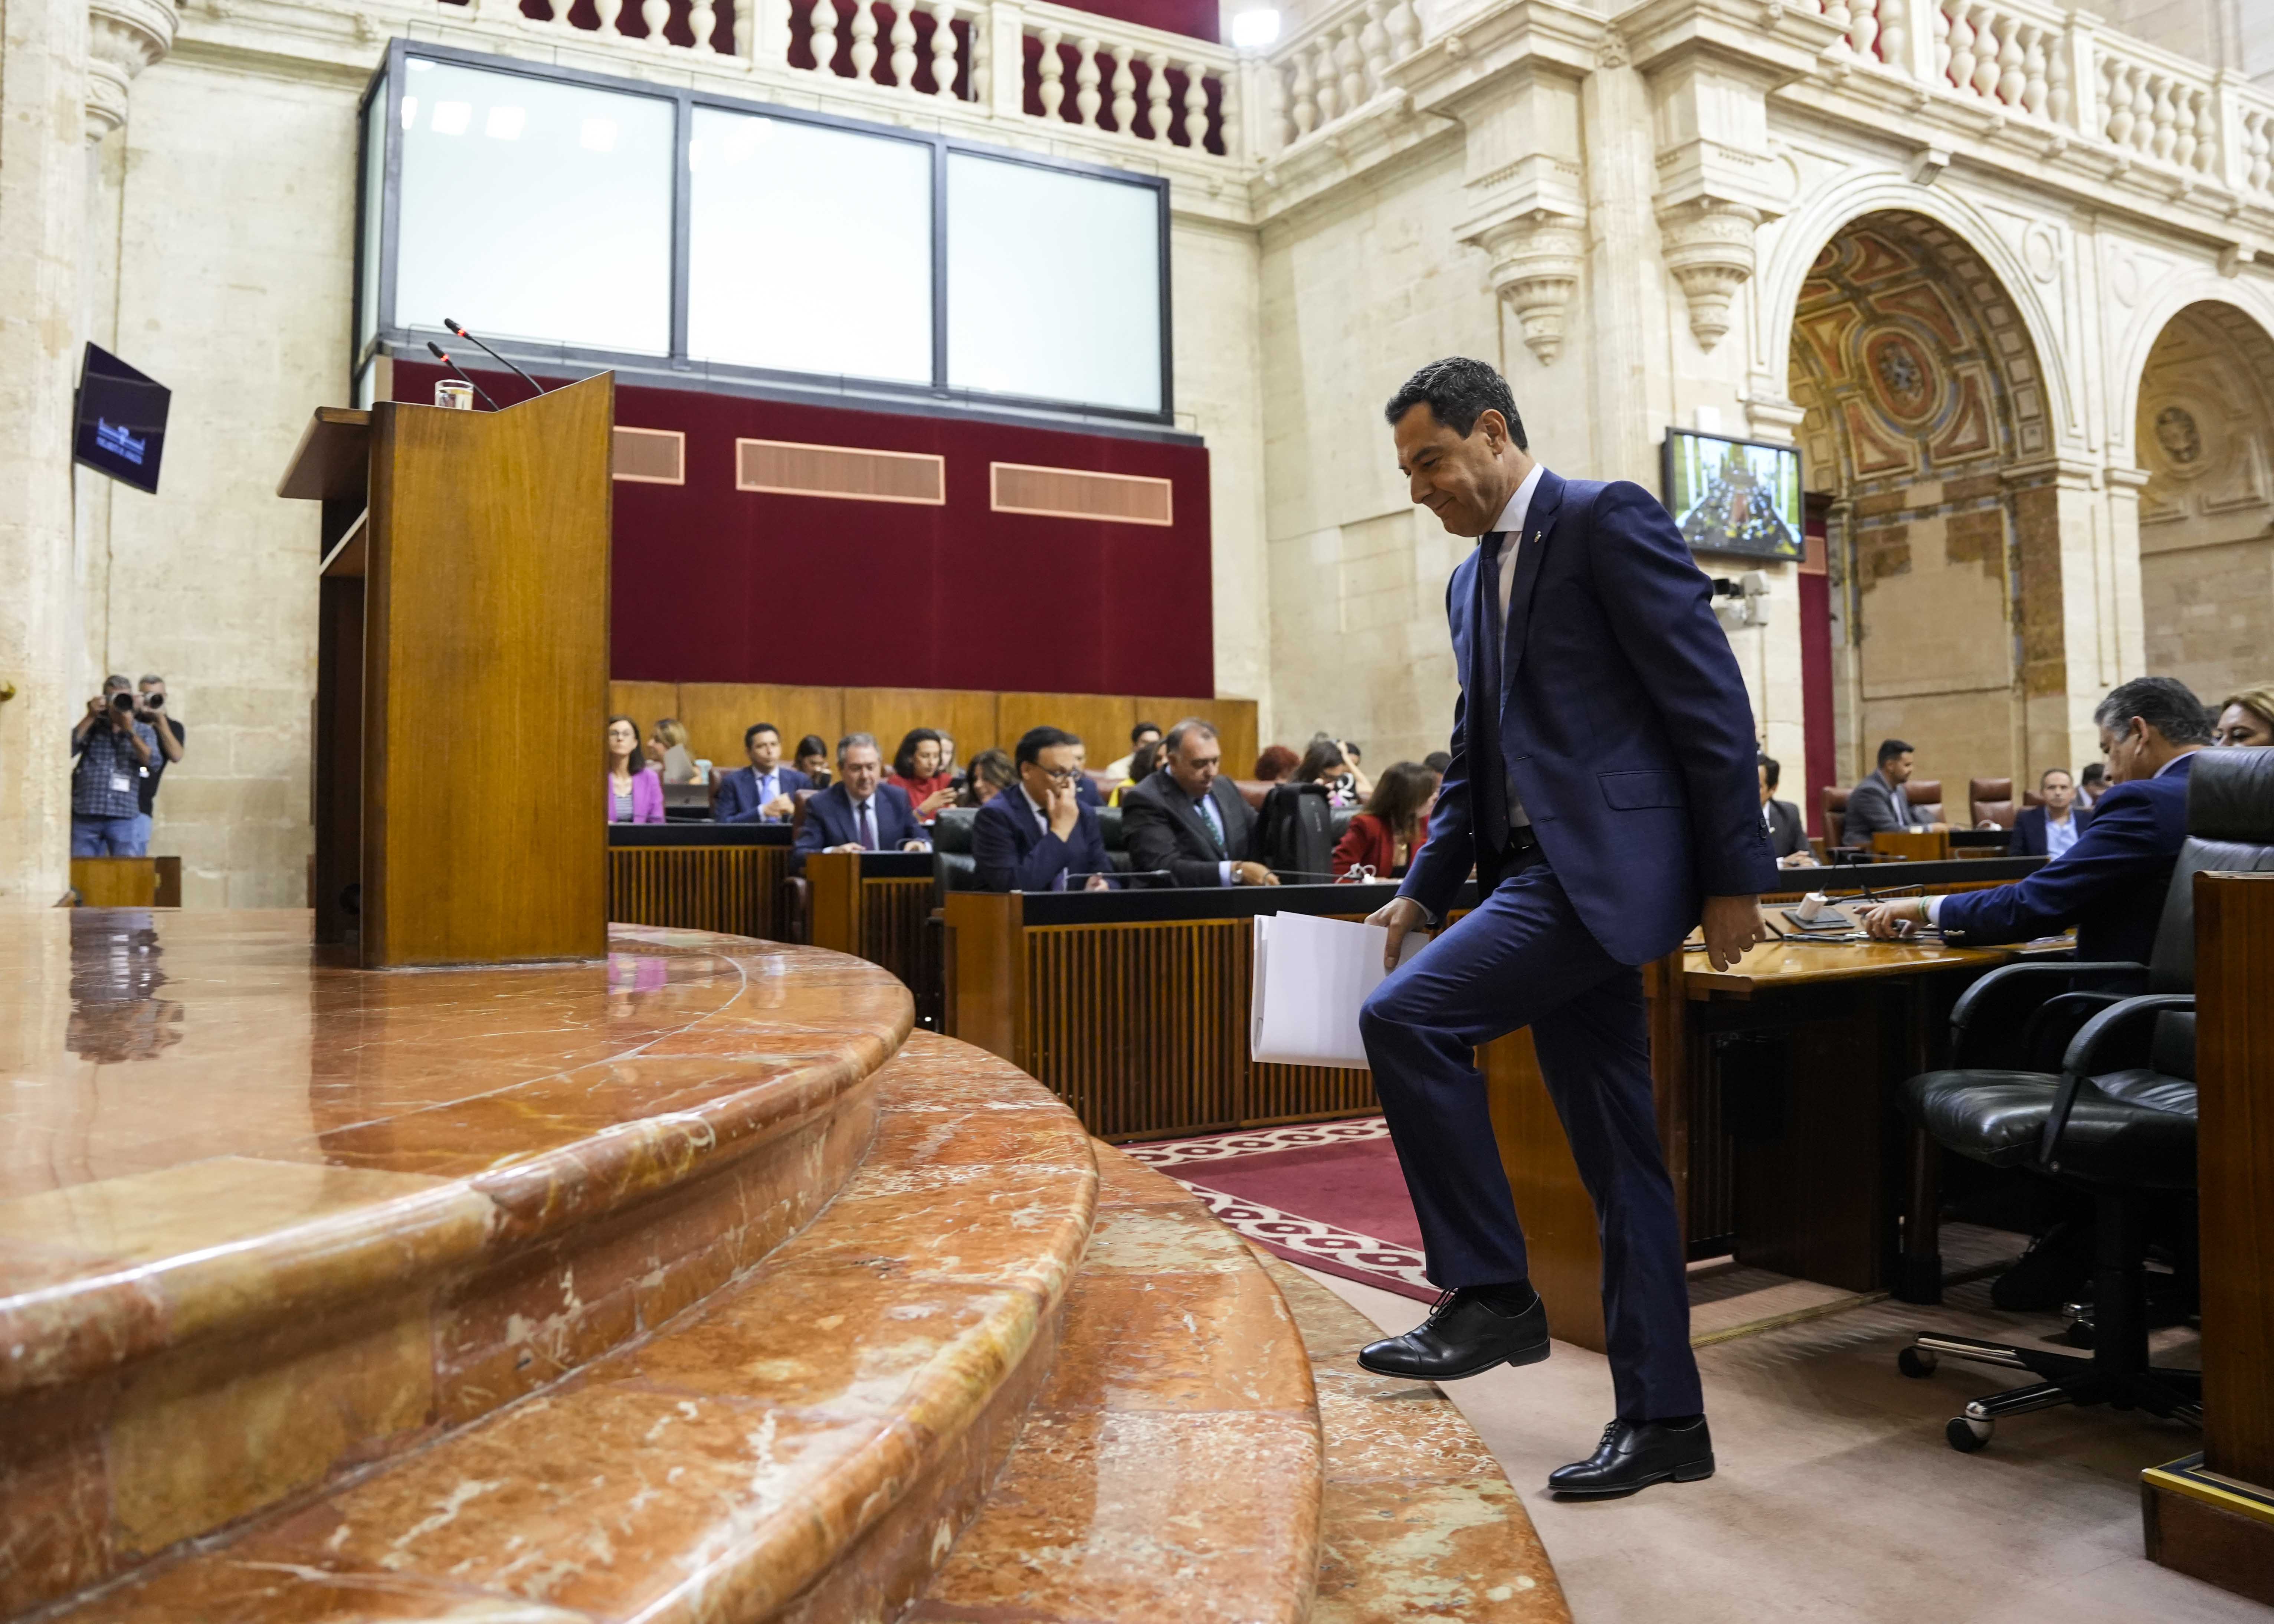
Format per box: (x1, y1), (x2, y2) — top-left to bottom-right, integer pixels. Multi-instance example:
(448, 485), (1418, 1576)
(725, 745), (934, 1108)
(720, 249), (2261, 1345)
(971, 788), (1116, 892)
(1398, 471), (1777, 965)
(713, 764), (812, 824)
(2008, 801), (2091, 857)
(794, 782), (928, 864)
(1939, 753), (2195, 964)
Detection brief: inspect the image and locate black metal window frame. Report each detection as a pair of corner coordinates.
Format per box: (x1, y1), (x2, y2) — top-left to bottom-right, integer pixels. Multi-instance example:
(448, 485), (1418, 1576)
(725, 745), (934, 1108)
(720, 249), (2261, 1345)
(352, 37), (1176, 428)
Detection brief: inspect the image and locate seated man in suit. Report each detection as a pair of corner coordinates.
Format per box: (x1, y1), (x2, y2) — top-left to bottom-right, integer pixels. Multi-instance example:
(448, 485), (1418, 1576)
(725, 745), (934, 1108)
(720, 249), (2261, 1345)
(793, 732), (931, 867)
(1841, 737), (1947, 846)
(972, 726), (1115, 892)
(2075, 761), (2107, 808)
(713, 722), (810, 824)
(1859, 677), (2209, 962)
(2010, 766), (2091, 858)
(1756, 754), (1814, 867)
(1121, 718), (1278, 888)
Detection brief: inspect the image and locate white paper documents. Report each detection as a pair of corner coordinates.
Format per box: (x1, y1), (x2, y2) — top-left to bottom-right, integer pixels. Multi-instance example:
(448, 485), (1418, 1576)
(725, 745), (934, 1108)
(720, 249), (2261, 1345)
(1250, 912), (1430, 1070)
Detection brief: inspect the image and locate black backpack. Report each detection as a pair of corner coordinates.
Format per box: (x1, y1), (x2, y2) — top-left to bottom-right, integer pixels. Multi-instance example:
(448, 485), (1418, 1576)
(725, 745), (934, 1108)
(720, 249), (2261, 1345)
(1255, 782), (1334, 882)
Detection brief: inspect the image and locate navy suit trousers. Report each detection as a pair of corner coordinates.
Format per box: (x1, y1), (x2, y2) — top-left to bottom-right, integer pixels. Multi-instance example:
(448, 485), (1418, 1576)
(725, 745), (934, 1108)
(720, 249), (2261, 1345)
(1358, 852), (1702, 1423)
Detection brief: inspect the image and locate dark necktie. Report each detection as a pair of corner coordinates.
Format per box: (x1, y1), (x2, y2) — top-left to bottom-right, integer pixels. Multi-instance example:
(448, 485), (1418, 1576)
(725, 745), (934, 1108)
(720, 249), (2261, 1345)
(858, 800), (877, 850)
(1472, 532), (1511, 849)
(1194, 792), (1226, 855)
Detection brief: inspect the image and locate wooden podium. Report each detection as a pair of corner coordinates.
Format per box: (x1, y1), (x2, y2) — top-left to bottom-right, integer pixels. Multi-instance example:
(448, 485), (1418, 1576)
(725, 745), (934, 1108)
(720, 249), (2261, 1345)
(279, 376), (613, 968)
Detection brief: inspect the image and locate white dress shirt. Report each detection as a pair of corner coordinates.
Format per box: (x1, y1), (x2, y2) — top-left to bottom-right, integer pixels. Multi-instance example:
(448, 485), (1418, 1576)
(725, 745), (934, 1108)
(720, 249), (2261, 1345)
(1482, 463), (1547, 829)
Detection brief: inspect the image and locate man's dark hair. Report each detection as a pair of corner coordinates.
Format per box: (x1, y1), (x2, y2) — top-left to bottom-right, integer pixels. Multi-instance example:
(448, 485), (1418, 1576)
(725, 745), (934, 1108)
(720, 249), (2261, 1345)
(1015, 725), (1078, 768)
(2039, 766), (2073, 788)
(1383, 357), (1528, 447)
(1131, 720), (1161, 745)
(1164, 717), (1218, 756)
(744, 722), (779, 748)
(1876, 738), (1914, 768)
(2080, 762), (2106, 784)
(2093, 676), (2213, 745)
(1758, 754), (1781, 791)
(1423, 750), (1451, 775)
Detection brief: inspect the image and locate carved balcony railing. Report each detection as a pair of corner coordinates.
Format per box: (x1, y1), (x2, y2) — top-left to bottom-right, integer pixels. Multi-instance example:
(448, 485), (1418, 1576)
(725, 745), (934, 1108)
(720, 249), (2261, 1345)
(1254, 0), (1421, 153)
(1793, 0), (2274, 206)
(456, 0), (1239, 159)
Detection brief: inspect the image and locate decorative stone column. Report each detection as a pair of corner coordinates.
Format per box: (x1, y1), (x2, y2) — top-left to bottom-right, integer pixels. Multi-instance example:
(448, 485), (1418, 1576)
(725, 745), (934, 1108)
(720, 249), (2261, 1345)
(85, 0), (178, 143)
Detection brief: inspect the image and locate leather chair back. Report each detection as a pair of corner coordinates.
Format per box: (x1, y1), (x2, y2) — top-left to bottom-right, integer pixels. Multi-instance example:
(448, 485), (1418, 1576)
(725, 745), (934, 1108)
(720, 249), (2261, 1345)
(1330, 807), (1356, 844)
(1822, 785), (1848, 848)
(789, 788), (821, 845)
(1905, 779), (1944, 825)
(2147, 748), (2274, 992)
(1231, 778), (1272, 812)
(930, 807), (980, 895)
(1096, 804), (1126, 852)
(1970, 776), (2016, 829)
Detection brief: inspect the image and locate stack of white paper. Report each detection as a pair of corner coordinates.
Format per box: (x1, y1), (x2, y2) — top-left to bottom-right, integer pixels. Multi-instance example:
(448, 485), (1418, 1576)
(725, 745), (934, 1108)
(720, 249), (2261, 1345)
(1250, 912), (1430, 1069)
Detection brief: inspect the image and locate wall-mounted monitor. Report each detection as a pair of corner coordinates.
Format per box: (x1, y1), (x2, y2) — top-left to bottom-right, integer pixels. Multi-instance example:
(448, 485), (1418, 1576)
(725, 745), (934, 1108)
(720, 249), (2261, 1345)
(1662, 428), (1802, 562)
(73, 344), (171, 496)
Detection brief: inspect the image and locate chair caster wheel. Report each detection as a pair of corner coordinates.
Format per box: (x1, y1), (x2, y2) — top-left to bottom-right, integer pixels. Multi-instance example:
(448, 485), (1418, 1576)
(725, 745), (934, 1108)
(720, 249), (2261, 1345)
(1898, 1346), (1937, 1379)
(1947, 1416), (1991, 1453)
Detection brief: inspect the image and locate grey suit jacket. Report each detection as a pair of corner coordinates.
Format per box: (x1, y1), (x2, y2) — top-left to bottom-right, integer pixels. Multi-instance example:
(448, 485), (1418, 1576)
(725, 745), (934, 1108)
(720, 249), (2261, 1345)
(1841, 773), (1915, 846)
(1121, 772), (1257, 886)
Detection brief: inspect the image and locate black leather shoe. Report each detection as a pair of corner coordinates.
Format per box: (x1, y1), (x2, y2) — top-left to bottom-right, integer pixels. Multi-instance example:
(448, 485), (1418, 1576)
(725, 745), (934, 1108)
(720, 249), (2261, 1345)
(1356, 1288), (1550, 1381)
(1548, 1417), (1714, 1498)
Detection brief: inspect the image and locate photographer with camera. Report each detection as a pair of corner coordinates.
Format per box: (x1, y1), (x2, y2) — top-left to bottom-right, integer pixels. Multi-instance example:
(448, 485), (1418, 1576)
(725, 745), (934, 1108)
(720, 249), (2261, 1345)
(131, 675), (186, 850)
(71, 675), (158, 857)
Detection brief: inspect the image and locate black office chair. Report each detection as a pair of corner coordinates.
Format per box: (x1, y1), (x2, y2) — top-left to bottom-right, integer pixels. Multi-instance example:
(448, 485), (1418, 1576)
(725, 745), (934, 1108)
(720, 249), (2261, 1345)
(1095, 804), (1135, 875)
(931, 807), (980, 900)
(1896, 748), (2274, 1451)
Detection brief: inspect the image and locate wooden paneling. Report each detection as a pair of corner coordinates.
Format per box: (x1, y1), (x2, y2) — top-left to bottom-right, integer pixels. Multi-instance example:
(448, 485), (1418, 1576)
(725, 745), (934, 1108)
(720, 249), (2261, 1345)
(1140, 697), (1259, 776)
(676, 683), (844, 769)
(362, 373), (612, 967)
(1484, 1030), (1608, 1353)
(2196, 872), (2274, 1491)
(609, 846), (789, 941)
(861, 877), (936, 998)
(313, 575), (364, 945)
(1872, 829), (1950, 862)
(608, 680), (679, 732)
(806, 852), (863, 958)
(997, 692), (1138, 762)
(71, 859), (157, 908)
(842, 688), (997, 767)
(154, 856), (182, 909)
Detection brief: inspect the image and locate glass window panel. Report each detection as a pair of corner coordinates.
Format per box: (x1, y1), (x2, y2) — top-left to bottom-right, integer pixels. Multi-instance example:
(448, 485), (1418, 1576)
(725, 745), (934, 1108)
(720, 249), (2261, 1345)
(394, 58), (674, 355)
(686, 108), (933, 384)
(357, 74), (385, 360)
(946, 153), (1161, 414)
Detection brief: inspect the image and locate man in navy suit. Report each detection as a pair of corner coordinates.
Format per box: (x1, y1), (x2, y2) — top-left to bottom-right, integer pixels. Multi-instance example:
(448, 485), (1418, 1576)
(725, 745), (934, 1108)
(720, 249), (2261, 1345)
(1356, 357), (1775, 1500)
(712, 722), (811, 824)
(2008, 766), (2091, 859)
(972, 726), (1116, 892)
(1860, 678), (2210, 964)
(793, 733), (930, 868)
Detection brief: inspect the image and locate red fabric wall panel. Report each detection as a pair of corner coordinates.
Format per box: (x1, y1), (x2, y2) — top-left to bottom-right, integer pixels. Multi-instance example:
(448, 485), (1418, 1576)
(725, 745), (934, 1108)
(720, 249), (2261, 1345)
(391, 361), (1214, 696)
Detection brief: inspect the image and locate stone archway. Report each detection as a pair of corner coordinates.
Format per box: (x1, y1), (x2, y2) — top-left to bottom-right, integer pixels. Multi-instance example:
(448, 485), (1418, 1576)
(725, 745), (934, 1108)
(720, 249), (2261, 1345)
(2132, 302), (2274, 705)
(1786, 209), (2065, 806)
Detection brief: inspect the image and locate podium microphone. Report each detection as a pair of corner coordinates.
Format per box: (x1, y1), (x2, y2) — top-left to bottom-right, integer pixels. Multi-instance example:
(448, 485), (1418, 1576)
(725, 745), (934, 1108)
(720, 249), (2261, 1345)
(443, 318), (545, 401)
(423, 342), (499, 411)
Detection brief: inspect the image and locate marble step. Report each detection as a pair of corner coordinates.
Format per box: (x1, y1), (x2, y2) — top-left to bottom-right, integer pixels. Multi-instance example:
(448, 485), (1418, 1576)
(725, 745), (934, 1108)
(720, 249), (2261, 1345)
(2, 929), (915, 1615)
(35, 1030), (1097, 1624)
(908, 1141), (1325, 1624)
(910, 1146), (1572, 1624)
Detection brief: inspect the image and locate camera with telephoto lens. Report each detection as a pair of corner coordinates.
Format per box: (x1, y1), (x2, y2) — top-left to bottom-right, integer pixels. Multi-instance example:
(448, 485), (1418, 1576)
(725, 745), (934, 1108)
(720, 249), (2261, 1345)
(109, 692), (135, 714)
(143, 693), (163, 709)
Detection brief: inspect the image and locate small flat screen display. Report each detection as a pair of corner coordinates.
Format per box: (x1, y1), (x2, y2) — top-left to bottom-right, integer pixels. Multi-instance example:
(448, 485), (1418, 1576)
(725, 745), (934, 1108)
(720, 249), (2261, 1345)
(1662, 428), (1802, 561)
(74, 344), (171, 496)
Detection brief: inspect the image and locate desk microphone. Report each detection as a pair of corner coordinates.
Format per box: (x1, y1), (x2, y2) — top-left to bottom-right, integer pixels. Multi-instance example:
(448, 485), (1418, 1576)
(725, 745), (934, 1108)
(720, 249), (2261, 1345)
(423, 342), (499, 411)
(443, 318), (545, 402)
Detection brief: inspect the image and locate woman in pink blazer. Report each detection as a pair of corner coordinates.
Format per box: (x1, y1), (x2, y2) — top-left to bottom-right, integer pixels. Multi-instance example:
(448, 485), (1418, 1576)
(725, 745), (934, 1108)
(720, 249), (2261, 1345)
(605, 714), (665, 823)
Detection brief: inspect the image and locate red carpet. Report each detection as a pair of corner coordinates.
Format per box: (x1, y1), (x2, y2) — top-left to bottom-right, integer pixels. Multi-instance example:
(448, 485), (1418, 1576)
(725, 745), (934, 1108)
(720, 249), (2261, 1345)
(1121, 1118), (1437, 1303)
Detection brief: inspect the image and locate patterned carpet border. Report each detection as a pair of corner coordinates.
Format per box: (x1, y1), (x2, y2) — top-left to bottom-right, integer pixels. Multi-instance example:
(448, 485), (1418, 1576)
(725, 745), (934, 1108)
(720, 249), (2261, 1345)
(1120, 1115), (1394, 1169)
(1178, 1181), (1436, 1303)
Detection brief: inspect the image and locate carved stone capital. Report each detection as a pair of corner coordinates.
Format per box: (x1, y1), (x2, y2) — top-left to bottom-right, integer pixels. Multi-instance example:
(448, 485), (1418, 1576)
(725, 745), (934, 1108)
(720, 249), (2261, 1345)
(1657, 199), (1759, 351)
(1471, 209), (1586, 365)
(86, 0), (178, 143)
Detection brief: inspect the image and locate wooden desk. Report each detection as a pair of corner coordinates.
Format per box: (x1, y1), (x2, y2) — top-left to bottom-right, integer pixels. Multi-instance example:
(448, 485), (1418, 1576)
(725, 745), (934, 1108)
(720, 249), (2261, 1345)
(1873, 829), (1950, 862)
(807, 852), (936, 1013)
(2144, 870), (2274, 1603)
(607, 823), (792, 942)
(71, 857), (157, 907)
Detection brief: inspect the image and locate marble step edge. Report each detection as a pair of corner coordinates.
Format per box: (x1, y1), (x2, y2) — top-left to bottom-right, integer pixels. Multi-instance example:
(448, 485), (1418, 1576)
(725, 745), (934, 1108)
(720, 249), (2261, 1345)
(35, 1031), (1101, 1624)
(907, 1142), (1327, 1624)
(1257, 1251), (1573, 1624)
(0, 939), (916, 1401)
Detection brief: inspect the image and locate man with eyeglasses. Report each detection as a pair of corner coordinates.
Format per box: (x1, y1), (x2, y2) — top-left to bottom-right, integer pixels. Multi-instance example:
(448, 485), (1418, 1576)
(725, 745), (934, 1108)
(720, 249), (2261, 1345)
(972, 726), (1115, 892)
